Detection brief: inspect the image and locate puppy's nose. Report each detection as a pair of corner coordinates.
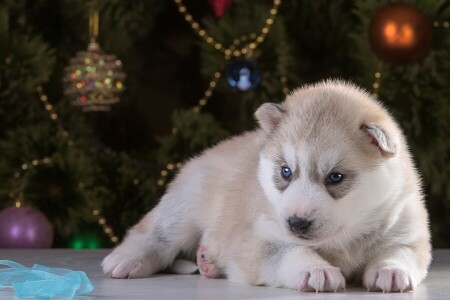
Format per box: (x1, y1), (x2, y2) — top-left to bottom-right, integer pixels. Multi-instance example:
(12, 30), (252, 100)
(287, 216), (312, 234)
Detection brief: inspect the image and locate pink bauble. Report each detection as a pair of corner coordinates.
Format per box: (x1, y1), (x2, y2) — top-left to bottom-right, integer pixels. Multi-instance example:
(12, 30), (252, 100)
(0, 206), (53, 248)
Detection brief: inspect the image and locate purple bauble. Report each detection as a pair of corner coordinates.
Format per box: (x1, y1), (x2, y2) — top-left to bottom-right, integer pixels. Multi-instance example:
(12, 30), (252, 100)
(0, 206), (53, 248)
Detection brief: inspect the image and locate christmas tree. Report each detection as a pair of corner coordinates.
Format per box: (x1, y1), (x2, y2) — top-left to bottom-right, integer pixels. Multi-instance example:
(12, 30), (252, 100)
(0, 0), (448, 248)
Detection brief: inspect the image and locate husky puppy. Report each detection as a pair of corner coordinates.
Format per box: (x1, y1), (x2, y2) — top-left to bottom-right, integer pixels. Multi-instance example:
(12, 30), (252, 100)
(102, 80), (431, 292)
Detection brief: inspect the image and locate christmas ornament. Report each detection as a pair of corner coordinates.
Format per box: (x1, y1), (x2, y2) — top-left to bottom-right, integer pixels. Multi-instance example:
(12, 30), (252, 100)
(70, 232), (102, 249)
(0, 206), (53, 248)
(63, 5), (126, 111)
(64, 41), (126, 112)
(208, 0), (233, 18)
(226, 58), (261, 91)
(369, 3), (432, 65)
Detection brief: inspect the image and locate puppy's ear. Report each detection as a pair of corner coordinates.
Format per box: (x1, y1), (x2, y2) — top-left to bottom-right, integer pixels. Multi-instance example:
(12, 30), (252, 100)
(361, 123), (399, 157)
(255, 103), (285, 133)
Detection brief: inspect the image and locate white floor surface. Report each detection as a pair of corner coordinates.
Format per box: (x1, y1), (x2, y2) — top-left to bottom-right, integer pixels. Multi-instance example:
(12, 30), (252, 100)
(0, 249), (449, 299)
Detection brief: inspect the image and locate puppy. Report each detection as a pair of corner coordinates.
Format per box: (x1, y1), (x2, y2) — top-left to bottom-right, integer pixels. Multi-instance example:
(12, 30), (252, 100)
(102, 80), (431, 292)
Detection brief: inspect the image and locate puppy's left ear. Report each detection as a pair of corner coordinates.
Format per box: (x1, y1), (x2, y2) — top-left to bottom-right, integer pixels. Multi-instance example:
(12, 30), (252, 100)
(362, 123), (399, 157)
(255, 103), (285, 133)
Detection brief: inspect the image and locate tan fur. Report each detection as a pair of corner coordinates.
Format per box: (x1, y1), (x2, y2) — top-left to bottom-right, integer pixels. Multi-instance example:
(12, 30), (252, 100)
(103, 80), (431, 293)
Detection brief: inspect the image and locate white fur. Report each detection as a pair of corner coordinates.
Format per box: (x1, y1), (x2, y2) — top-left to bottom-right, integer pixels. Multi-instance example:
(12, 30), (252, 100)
(102, 80), (431, 293)
(282, 143), (297, 172)
(257, 154), (282, 208)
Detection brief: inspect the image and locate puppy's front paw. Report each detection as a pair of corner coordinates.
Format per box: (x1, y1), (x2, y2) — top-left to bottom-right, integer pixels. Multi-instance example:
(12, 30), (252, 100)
(364, 266), (414, 292)
(298, 266), (345, 292)
(102, 250), (154, 279)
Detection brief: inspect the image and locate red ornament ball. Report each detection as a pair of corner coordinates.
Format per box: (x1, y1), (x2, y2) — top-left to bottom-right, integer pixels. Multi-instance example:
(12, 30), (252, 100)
(208, 0), (233, 18)
(0, 206), (53, 248)
(369, 3), (432, 65)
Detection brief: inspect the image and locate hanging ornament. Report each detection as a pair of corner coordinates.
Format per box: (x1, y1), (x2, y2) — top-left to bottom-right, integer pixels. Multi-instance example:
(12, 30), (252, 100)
(369, 3), (432, 65)
(208, 0), (233, 18)
(226, 58), (261, 91)
(0, 206), (53, 248)
(63, 42), (126, 111)
(63, 5), (126, 111)
(70, 232), (102, 249)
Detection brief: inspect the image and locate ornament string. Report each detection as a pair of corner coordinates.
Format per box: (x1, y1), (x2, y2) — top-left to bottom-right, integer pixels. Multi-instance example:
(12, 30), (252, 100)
(433, 21), (449, 29)
(372, 61), (382, 98)
(174, 0), (282, 60)
(89, 3), (99, 42)
(7, 157), (52, 209)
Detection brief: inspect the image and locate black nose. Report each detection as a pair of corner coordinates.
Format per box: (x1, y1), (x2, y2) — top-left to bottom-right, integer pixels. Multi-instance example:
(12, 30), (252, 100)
(287, 216), (312, 234)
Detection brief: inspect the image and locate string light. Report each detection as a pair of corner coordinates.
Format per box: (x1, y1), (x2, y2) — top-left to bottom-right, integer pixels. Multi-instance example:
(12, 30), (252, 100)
(280, 76), (290, 95)
(87, 201), (117, 242)
(192, 71), (221, 113)
(433, 21), (450, 29)
(372, 61), (382, 98)
(174, 0), (282, 60)
(9, 158), (51, 180)
(372, 71), (382, 97)
(174, 0), (281, 59)
(156, 162), (183, 187)
(8, 157), (52, 208)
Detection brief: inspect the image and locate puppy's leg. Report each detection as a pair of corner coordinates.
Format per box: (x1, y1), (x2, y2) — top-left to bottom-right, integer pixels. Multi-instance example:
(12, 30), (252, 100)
(102, 184), (201, 278)
(363, 244), (431, 292)
(268, 244), (346, 292)
(228, 239), (346, 292)
(196, 245), (222, 278)
(194, 230), (225, 279)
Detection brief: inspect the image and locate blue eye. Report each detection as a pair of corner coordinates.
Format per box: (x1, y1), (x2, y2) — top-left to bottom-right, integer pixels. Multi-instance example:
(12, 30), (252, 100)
(327, 172), (343, 184)
(281, 166), (292, 179)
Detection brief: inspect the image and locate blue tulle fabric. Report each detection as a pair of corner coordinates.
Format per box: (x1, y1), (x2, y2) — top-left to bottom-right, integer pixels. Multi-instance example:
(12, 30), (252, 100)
(0, 260), (94, 299)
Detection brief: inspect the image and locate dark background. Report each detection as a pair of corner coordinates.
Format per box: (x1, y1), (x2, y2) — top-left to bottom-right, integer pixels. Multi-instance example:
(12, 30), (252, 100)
(0, 0), (448, 248)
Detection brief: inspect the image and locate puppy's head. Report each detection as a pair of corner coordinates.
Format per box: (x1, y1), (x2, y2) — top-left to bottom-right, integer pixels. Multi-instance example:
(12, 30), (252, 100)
(256, 80), (404, 248)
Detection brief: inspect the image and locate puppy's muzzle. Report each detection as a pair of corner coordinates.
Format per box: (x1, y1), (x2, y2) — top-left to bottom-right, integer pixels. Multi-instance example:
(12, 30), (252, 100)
(287, 216), (312, 235)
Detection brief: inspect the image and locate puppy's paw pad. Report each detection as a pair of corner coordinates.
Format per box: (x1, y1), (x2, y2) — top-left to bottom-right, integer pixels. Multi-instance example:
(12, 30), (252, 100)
(102, 252), (152, 279)
(196, 245), (220, 279)
(364, 267), (413, 292)
(298, 266), (345, 292)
